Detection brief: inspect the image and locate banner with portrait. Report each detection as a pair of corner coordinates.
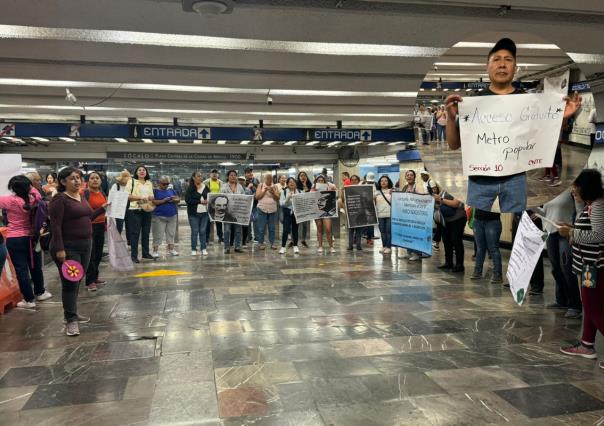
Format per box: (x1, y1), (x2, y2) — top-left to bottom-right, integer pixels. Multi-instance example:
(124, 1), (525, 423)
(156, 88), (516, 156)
(292, 191), (338, 223)
(391, 192), (434, 255)
(344, 185), (378, 228)
(207, 193), (254, 226)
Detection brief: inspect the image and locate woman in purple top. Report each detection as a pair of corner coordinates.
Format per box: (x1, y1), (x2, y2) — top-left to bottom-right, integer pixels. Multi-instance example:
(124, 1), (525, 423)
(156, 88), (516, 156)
(151, 176), (180, 257)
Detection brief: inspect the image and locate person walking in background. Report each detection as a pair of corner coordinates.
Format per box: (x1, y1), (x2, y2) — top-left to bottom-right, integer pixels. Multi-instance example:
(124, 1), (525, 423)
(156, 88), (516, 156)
(0, 175), (51, 308)
(279, 177), (301, 255)
(83, 171), (107, 292)
(151, 176), (180, 258)
(375, 175), (393, 255)
(49, 167), (107, 336)
(297, 171), (312, 247)
(127, 165), (154, 263)
(186, 171), (210, 257)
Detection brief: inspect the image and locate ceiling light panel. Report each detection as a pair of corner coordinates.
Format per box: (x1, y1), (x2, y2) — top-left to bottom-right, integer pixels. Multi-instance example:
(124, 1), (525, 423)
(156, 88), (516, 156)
(0, 24), (448, 57)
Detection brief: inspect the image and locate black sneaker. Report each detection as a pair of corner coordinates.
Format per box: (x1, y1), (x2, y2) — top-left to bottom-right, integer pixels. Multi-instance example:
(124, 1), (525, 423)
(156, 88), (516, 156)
(234, 248), (243, 253)
(437, 263), (453, 270)
(302, 241), (308, 248)
(452, 265), (465, 273)
(131, 257), (140, 264)
(546, 302), (567, 309)
(347, 246), (353, 251)
(529, 289), (544, 296)
(142, 254), (155, 260)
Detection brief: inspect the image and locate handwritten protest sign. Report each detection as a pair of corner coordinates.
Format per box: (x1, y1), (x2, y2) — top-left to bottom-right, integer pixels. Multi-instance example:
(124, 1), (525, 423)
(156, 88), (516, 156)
(292, 191), (338, 223)
(459, 93), (565, 177)
(0, 154), (22, 196)
(107, 190), (129, 220)
(207, 193), (253, 226)
(391, 192), (434, 255)
(506, 212), (547, 305)
(344, 185), (378, 228)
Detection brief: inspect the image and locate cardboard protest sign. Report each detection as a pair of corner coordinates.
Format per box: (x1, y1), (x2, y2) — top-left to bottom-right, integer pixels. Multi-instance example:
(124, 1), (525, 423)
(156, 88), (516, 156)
(344, 185), (378, 228)
(391, 192), (434, 254)
(506, 212), (547, 305)
(459, 93), (565, 177)
(207, 193), (253, 226)
(292, 191), (338, 223)
(0, 154), (22, 196)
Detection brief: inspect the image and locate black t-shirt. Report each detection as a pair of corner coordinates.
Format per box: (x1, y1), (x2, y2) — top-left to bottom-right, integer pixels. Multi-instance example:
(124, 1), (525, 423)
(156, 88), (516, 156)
(474, 208), (501, 221)
(467, 87), (525, 183)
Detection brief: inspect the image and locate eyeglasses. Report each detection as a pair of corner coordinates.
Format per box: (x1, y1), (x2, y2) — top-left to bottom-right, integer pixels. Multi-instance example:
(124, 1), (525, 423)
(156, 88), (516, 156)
(159, 182), (169, 186)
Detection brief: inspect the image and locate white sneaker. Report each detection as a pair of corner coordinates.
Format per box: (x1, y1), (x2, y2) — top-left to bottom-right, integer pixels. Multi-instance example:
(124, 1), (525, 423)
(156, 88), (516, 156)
(191, 250), (198, 256)
(317, 247), (323, 253)
(202, 249), (208, 256)
(169, 250), (179, 256)
(151, 252), (160, 258)
(384, 248), (391, 254)
(36, 291), (52, 302)
(17, 300), (36, 309)
(329, 247), (336, 253)
(293, 246), (300, 254)
(408, 254), (420, 261)
(279, 247), (286, 254)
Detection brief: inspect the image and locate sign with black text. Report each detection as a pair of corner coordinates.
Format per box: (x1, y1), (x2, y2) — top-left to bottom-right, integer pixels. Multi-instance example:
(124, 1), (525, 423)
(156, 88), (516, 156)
(292, 191), (338, 223)
(344, 185), (378, 228)
(207, 193), (253, 226)
(391, 192), (434, 254)
(459, 93), (565, 177)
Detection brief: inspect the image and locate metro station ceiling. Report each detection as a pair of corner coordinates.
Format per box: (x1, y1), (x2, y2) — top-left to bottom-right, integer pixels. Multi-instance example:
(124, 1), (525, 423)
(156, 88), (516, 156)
(0, 0), (601, 128)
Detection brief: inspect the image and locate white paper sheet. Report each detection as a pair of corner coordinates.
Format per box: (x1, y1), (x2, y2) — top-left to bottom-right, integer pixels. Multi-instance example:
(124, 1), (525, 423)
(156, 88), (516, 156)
(107, 190), (129, 220)
(0, 154), (22, 196)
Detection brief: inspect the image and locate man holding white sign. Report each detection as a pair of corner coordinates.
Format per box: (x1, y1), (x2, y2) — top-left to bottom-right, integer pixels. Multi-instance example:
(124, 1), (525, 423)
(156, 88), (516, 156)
(445, 37), (582, 214)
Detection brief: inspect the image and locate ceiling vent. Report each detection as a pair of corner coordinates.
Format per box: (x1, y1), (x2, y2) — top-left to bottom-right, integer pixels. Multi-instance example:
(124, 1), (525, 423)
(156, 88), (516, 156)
(182, 0), (234, 14)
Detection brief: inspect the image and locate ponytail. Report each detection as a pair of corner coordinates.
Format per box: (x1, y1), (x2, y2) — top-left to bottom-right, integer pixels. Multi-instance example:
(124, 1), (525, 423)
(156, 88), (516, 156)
(8, 175), (33, 211)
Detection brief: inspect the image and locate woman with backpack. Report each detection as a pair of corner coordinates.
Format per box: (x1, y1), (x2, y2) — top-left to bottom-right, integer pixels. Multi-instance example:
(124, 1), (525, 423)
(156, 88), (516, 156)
(83, 171), (107, 291)
(49, 167), (108, 336)
(0, 175), (51, 308)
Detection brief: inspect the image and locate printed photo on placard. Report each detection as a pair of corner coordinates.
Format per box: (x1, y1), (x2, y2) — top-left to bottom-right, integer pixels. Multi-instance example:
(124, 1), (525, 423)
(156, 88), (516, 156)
(292, 191), (338, 223)
(207, 193), (254, 226)
(344, 185), (378, 228)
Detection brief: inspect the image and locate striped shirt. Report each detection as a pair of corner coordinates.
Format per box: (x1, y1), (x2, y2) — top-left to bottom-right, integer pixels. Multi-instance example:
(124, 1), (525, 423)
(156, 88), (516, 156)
(572, 197), (604, 274)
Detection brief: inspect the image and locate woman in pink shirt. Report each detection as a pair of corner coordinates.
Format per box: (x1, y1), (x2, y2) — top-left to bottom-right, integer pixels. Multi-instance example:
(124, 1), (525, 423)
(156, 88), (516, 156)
(0, 175), (51, 308)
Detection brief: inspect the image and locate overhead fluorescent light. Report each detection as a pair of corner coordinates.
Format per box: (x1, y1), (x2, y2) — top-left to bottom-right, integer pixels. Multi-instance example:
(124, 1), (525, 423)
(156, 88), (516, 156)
(434, 62), (546, 67)
(262, 140), (274, 145)
(306, 141), (320, 146)
(31, 137), (49, 142)
(453, 42), (560, 50)
(388, 142), (404, 146)
(240, 140), (250, 145)
(284, 141), (297, 145)
(465, 88), (472, 92)
(142, 138), (154, 143)
(60, 137), (75, 142)
(115, 138), (128, 143)
(0, 24), (448, 58)
(348, 141), (362, 146)
(168, 139), (178, 144)
(219, 162), (236, 166)
(327, 141), (342, 147)
(0, 78), (418, 98)
(368, 141), (384, 146)
(454, 88), (461, 92)
(193, 139), (203, 144)
(217, 140), (226, 144)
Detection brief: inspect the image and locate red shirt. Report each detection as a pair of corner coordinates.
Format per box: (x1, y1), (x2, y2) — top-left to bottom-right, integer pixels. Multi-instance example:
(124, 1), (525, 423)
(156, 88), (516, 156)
(343, 178), (351, 187)
(85, 190), (107, 224)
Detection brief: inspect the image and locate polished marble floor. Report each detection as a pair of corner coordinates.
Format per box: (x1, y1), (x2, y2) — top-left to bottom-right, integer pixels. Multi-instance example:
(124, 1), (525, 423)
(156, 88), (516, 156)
(1, 220), (603, 425)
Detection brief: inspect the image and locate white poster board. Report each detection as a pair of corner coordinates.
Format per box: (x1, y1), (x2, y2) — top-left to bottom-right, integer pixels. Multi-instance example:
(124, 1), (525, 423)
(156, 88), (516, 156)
(0, 154), (22, 196)
(459, 93), (565, 177)
(506, 212), (547, 305)
(207, 193), (253, 226)
(292, 191), (338, 223)
(107, 190), (129, 220)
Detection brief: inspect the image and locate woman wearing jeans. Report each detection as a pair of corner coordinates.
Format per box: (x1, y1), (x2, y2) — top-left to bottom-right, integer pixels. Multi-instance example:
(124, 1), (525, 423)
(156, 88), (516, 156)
(375, 175), (393, 254)
(127, 165), (154, 263)
(255, 173), (280, 250)
(279, 177), (301, 255)
(83, 171), (107, 292)
(50, 167), (107, 336)
(185, 171), (209, 256)
(559, 169), (604, 367)
(0, 175), (51, 308)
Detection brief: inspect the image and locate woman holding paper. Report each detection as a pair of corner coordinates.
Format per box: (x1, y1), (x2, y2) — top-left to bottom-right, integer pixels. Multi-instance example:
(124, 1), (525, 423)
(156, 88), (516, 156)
(127, 165), (154, 263)
(185, 171), (210, 257)
(559, 169), (604, 366)
(311, 175), (337, 254)
(151, 176), (180, 258)
(279, 177), (301, 255)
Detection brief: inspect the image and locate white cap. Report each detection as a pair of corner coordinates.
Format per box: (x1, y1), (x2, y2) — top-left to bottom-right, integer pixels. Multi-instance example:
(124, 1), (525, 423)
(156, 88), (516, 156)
(420, 169), (429, 176)
(366, 172), (375, 181)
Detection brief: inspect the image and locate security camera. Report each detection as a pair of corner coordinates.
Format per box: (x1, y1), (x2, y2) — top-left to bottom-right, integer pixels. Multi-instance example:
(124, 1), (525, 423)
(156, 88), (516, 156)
(267, 95), (273, 106)
(65, 88), (77, 104)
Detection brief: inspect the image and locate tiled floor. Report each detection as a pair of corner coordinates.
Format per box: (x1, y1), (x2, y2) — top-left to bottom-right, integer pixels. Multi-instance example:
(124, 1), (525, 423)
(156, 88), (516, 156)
(0, 222), (603, 425)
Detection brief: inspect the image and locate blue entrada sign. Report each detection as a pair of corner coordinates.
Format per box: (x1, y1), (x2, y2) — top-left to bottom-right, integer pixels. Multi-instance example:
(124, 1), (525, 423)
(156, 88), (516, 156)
(311, 129), (372, 142)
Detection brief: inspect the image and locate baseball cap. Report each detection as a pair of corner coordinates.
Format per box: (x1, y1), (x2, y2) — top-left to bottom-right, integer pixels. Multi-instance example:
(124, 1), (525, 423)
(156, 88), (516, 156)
(366, 172), (375, 181)
(210, 168), (219, 173)
(488, 38), (516, 59)
(420, 169), (429, 176)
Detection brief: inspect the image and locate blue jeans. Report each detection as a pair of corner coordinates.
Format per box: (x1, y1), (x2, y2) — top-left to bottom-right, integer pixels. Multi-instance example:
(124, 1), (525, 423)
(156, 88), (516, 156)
(378, 218), (391, 248)
(467, 173), (526, 214)
(473, 218), (502, 276)
(6, 237), (45, 303)
(436, 124), (446, 141)
(188, 213), (208, 251)
(223, 223), (242, 249)
(255, 209), (276, 245)
(365, 226), (375, 240)
(0, 241), (7, 278)
(546, 232), (580, 310)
